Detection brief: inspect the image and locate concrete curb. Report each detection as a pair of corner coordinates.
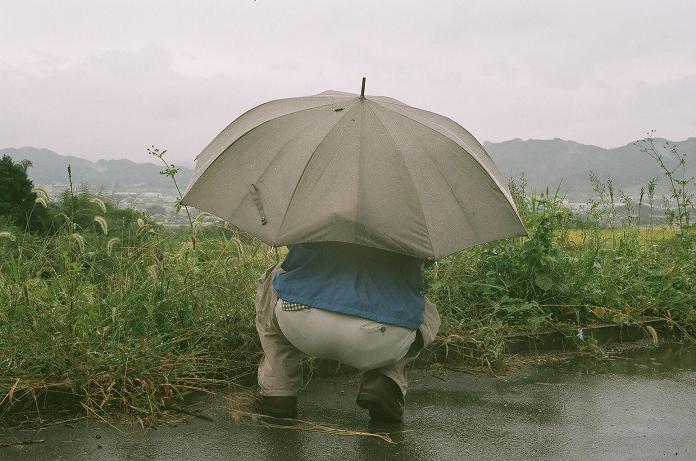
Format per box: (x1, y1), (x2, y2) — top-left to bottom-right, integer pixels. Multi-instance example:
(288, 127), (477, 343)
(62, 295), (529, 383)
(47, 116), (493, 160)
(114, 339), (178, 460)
(504, 318), (678, 353)
(313, 318), (681, 376)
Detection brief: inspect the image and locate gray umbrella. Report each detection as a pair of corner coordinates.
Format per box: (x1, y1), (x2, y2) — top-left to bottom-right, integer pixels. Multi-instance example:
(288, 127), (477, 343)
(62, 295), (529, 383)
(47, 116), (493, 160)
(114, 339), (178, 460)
(181, 81), (526, 259)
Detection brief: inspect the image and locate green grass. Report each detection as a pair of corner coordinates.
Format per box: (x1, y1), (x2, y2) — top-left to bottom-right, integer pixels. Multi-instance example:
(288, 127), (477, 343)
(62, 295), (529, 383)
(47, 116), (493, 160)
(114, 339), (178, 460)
(428, 208), (696, 364)
(1, 176), (694, 418)
(0, 221), (273, 416)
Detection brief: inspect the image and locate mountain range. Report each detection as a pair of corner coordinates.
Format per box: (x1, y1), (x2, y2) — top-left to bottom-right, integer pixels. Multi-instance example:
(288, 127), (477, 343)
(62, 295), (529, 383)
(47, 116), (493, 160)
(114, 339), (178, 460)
(2, 137), (694, 200)
(0, 147), (193, 195)
(483, 137), (695, 199)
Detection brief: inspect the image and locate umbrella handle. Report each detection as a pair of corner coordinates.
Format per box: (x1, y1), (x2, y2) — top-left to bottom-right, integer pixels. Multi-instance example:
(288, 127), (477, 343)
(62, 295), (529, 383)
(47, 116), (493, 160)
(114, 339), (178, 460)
(250, 184), (268, 225)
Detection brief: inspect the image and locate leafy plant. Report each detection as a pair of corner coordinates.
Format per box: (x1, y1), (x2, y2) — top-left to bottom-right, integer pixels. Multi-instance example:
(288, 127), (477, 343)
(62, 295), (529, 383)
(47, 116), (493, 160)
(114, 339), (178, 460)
(0, 155), (50, 233)
(637, 132), (694, 232)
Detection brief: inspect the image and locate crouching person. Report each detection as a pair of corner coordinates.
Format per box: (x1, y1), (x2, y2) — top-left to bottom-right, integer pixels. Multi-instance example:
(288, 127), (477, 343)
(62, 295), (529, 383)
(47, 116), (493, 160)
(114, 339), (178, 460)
(254, 242), (441, 422)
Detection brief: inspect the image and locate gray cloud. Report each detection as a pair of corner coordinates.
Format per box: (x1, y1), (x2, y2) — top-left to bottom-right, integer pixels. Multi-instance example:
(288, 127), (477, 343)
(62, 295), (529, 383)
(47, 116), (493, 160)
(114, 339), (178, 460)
(1, 0), (695, 163)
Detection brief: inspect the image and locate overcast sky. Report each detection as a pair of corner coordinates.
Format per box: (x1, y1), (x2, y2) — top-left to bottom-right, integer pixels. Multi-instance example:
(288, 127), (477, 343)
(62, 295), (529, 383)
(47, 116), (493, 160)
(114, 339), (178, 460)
(2, 0), (695, 164)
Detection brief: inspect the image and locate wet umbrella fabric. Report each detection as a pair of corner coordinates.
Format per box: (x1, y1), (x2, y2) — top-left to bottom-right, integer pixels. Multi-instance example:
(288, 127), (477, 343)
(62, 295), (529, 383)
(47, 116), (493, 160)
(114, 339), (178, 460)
(181, 90), (526, 260)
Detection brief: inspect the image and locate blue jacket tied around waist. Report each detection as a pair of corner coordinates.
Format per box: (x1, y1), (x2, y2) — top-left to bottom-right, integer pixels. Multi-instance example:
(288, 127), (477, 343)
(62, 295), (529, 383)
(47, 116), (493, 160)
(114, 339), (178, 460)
(272, 242), (426, 330)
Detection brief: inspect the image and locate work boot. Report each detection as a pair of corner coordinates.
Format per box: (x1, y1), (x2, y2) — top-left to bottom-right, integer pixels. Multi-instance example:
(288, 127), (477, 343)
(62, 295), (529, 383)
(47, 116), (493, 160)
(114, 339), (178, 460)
(254, 395), (298, 419)
(356, 371), (404, 422)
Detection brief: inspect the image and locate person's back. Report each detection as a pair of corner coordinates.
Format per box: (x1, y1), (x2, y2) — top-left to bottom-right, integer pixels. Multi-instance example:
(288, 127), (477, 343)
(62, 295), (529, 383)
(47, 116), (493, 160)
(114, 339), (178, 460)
(254, 241), (441, 422)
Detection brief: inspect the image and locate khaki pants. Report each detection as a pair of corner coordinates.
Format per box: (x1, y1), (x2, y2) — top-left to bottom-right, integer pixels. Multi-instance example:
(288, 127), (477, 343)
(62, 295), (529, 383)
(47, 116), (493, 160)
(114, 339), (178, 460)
(256, 263), (441, 397)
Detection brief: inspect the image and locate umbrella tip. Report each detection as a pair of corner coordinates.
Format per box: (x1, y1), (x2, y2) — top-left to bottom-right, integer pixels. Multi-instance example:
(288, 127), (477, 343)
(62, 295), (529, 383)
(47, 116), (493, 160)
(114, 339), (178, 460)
(360, 77), (366, 99)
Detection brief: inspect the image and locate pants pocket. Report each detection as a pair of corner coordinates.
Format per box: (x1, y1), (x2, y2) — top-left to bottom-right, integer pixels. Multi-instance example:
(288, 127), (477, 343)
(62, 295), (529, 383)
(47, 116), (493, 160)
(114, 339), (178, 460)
(359, 321), (388, 333)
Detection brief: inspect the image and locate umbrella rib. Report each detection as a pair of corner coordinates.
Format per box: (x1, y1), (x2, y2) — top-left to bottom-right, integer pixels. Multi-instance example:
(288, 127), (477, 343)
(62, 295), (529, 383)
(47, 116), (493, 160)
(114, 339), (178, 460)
(374, 100), (496, 163)
(408, 124), (483, 246)
(275, 104), (358, 242)
(184, 100), (344, 197)
(371, 103), (491, 247)
(365, 102), (435, 257)
(372, 101), (520, 218)
(372, 102), (521, 221)
(194, 96), (352, 161)
(251, 113), (329, 193)
(227, 116), (325, 221)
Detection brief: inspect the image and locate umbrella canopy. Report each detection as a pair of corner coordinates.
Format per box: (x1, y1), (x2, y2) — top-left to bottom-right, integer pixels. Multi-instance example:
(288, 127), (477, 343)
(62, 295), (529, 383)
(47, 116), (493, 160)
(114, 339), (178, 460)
(181, 86), (526, 260)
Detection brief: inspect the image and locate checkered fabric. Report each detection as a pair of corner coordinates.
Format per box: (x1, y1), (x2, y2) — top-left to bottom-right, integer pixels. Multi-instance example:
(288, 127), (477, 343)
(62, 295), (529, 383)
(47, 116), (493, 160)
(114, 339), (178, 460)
(281, 299), (311, 311)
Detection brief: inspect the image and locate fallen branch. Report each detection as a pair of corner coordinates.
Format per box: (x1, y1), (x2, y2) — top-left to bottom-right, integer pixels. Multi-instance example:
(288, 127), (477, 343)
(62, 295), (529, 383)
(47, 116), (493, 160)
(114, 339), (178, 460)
(231, 410), (396, 444)
(0, 439), (44, 449)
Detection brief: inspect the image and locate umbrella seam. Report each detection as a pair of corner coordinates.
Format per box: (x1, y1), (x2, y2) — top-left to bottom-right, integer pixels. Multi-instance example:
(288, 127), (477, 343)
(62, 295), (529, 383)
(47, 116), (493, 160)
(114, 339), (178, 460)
(406, 126), (484, 252)
(193, 95), (353, 161)
(365, 101), (435, 258)
(371, 103), (483, 254)
(371, 102), (523, 225)
(275, 102), (360, 242)
(231, 114), (335, 220)
(184, 100), (346, 198)
(374, 100), (497, 164)
(372, 101), (521, 221)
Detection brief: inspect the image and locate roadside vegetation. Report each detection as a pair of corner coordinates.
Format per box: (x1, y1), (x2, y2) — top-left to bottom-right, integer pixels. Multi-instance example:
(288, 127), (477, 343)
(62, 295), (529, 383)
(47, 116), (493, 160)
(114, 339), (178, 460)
(0, 135), (694, 419)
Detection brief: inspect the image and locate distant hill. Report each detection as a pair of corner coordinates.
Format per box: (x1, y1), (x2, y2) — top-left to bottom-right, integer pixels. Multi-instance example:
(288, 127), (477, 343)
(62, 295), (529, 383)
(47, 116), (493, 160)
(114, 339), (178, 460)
(2, 138), (694, 200)
(0, 147), (193, 195)
(484, 137), (696, 200)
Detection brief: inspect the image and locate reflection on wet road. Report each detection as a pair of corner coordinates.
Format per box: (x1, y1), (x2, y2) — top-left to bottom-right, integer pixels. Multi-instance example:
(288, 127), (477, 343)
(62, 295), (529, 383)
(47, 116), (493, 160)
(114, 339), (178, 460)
(2, 344), (695, 460)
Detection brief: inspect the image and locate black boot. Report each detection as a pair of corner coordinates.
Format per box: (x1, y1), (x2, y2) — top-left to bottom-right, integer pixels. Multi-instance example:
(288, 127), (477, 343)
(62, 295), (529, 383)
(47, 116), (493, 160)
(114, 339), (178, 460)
(356, 371), (404, 422)
(254, 395), (298, 419)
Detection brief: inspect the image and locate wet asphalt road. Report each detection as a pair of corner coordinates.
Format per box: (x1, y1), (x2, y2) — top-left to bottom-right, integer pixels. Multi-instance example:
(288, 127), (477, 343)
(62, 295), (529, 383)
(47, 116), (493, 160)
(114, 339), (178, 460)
(2, 344), (695, 460)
